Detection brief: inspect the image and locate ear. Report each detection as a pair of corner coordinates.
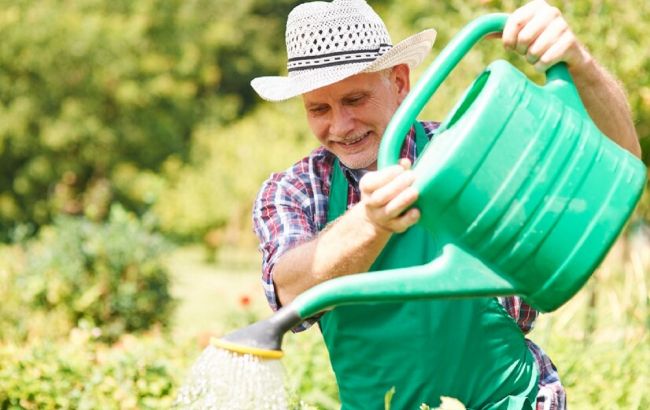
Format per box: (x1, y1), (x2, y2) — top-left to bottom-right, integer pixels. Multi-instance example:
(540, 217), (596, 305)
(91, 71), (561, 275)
(392, 64), (411, 103)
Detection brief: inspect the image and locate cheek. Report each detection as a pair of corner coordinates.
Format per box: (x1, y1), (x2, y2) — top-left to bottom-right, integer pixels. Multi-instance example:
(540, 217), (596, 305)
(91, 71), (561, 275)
(367, 94), (399, 117)
(364, 100), (396, 129)
(307, 117), (329, 141)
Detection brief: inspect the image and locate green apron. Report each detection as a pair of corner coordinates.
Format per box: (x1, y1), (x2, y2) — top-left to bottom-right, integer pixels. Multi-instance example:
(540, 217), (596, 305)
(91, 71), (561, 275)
(319, 123), (538, 410)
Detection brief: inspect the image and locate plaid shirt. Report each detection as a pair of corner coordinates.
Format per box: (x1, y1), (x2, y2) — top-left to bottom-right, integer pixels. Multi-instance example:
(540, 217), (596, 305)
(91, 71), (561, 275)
(253, 121), (566, 410)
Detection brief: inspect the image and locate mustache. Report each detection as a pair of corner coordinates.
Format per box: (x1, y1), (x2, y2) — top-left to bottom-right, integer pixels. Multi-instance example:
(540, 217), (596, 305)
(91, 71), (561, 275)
(331, 130), (371, 143)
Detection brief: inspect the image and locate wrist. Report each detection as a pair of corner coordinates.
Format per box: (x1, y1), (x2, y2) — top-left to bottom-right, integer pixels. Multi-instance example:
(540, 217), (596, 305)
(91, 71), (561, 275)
(567, 43), (597, 80)
(350, 200), (393, 240)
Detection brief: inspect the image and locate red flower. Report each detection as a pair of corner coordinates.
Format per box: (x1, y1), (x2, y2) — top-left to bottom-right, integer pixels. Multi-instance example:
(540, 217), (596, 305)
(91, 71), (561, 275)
(239, 295), (251, 307)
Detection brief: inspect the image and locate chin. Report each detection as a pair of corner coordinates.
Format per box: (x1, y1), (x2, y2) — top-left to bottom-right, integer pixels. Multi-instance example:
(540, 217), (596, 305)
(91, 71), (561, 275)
(339, 156), (376, 171)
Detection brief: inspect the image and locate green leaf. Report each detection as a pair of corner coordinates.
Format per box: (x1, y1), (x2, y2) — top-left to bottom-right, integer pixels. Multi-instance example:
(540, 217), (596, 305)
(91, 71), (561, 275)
(384, 386), (396, 410)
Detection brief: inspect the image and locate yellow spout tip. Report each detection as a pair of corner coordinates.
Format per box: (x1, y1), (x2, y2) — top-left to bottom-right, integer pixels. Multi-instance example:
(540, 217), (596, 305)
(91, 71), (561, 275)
(210, 337), (284, 360)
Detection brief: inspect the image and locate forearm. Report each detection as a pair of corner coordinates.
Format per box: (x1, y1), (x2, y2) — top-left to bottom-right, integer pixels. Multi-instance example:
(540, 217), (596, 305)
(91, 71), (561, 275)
(569, 55), (641, 158)
(273, 203), (391, 306)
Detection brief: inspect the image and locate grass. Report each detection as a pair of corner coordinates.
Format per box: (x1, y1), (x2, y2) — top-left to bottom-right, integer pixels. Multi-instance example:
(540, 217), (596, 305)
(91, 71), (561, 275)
(168, 245), (268, 338)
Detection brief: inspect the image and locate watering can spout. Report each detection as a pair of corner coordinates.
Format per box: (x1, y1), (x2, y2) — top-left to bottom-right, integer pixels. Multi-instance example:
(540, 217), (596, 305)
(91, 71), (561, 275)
(213, 244), (518, 358)
(290, 243), (517, 317)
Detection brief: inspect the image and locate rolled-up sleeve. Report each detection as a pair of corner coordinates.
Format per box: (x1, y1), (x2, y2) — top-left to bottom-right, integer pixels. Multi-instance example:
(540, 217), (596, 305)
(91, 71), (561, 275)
(253, 173), (317, 311)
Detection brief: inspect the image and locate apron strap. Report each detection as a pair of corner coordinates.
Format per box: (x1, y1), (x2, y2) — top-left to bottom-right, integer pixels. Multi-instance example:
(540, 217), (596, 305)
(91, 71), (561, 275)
(414, 121), (429, 157)
(329, 155), (350, 220)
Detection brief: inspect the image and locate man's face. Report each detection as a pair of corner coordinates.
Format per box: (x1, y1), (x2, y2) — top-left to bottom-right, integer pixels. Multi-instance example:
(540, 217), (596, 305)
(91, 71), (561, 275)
(302, 65), (410, 170)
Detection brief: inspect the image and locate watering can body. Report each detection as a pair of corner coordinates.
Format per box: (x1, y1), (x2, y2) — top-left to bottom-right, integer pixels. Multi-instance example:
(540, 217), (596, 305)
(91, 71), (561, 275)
(412, 60), (645, 311)
(375, 14), (646, 312)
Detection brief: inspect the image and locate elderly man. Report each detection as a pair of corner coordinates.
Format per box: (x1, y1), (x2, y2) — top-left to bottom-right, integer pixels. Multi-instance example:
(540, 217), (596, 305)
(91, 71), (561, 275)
(251, 0), (640, 409)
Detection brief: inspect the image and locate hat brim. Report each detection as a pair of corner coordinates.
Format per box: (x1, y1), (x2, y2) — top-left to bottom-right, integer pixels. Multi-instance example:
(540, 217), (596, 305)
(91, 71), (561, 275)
(251, 29), (437, 102)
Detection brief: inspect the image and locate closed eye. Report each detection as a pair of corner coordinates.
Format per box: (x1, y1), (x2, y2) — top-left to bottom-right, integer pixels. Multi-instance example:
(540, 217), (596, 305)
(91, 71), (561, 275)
(308, 105), (329, 116)
(343, 93), (367, 106)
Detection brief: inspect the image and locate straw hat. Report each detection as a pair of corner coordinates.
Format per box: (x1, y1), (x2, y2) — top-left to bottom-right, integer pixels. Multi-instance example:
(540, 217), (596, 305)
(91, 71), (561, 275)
(251, 0), (436, 101)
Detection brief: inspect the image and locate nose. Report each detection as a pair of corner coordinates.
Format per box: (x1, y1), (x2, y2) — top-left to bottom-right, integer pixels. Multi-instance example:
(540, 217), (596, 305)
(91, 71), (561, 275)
(329, 106), (355, 138)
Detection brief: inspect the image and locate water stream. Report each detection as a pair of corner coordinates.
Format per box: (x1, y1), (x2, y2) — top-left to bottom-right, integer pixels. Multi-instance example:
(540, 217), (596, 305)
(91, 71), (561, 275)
(174, 345), (288, 409)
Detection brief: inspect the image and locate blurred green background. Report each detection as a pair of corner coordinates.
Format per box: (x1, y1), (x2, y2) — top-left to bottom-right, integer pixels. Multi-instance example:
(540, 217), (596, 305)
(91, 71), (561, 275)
(0, 0), (648, 408)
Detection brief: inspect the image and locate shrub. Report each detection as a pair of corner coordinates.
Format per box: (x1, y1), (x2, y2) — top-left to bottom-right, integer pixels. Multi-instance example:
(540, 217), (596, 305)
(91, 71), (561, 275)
(0, 0), (299, 240)
(0, 245), (33, 341)
(154, 101), (316, 242)
(0, 331), (196, 410)
(20, 205), (174, 342)
(547, 337), (650, 409)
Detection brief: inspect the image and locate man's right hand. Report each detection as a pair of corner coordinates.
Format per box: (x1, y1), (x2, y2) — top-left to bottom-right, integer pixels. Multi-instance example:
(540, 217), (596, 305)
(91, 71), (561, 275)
(272, 158), (421, 306)
(359, 158), (421, 234)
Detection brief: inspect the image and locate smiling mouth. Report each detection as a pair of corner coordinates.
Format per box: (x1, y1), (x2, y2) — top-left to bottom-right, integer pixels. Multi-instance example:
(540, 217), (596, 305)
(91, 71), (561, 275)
(339, 131), (370, 146)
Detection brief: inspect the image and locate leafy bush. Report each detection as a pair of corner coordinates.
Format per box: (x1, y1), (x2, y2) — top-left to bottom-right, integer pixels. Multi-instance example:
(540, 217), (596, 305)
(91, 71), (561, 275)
(19, 205), (174, 342)
(283, 328), (340, 410)
(154, 101), (316, 242)
(0, 245), (32, 341)
(0, 331), (196, 410)
(546, 337), (650, 409)
(0, 0), (299, 240)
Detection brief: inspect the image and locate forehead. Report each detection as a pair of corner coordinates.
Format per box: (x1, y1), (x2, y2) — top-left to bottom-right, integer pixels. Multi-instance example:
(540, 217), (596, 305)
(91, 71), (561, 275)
(302, 71), (388, 102)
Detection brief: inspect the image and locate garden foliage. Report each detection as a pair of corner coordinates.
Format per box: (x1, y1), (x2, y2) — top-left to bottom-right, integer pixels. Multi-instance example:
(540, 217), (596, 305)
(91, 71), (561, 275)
(0, 0), (300, 241)
(154, 102), (315, 242)
(4, 205), (173, 343)
(0, 331), (195, 410)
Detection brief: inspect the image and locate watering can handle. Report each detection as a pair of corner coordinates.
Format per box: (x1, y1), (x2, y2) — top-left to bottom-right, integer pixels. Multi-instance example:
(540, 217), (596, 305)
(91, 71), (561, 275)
(377, 13), (585, 168)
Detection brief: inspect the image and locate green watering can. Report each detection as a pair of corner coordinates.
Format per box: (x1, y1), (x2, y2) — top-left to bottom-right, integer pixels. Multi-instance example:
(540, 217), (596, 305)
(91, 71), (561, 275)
(214, 13), (646, 359)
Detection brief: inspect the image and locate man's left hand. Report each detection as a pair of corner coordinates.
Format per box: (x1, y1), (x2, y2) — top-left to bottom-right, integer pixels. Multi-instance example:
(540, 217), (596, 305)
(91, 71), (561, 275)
(502, 0), (591, 72)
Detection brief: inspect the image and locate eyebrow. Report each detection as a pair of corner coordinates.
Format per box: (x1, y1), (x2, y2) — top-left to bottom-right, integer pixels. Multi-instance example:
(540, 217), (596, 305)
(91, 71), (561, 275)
(342, 91), (367, 99)
(304, 88), (370, 109)
(305, 101), (328, 110)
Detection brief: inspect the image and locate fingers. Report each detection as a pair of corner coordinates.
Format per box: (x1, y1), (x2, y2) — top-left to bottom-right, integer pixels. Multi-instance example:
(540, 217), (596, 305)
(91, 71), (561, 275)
(526, 15), (567, 66)
(532, 29), (575, 72)
(358, 159), (420, 233)
(511, 3), (562, 55)
(384, 186), (419, 219)
(503, 0), (587, 72)
(388, 207), (420, 234)
(360, 159), (411, 194)
(367, 170), (415, 209)
(502, 0), (540, 50)
(359, 165), (403, 194)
